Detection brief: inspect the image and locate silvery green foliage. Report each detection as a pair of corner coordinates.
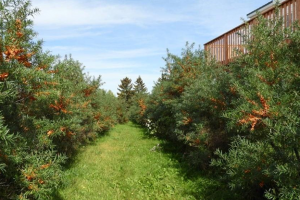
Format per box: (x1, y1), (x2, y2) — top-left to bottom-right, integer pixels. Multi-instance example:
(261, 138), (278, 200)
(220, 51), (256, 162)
(0, 1), (122, 199)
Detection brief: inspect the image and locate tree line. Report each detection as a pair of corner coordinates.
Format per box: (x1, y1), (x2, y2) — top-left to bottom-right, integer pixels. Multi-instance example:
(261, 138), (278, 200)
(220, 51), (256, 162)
(116, 76), (148, 124)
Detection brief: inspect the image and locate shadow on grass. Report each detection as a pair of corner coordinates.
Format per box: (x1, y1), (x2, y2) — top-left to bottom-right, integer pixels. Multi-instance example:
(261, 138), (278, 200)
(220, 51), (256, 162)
(50, 130), (111, 200)
(62, 130), (111, 169)
(129, 122), (239, 200)
(52, 122), (238, 200)
(157, 141), (237, 200)
(51, 191), (64, 200)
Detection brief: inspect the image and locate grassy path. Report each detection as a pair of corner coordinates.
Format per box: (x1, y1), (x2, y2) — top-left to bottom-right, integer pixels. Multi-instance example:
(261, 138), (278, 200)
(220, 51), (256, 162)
(55, 122), (228, 200)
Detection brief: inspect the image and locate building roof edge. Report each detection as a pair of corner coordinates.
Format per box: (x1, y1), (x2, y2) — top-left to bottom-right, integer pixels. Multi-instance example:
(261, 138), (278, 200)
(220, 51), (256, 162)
(246, 1), (273, 18)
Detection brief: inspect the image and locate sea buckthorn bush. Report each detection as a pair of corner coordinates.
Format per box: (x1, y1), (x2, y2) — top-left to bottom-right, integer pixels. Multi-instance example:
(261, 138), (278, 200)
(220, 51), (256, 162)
(0, 0), (122, 199)
(143, 8), (300, 200)
(144, 44), (233, 168)
(212, 11), (300, 199)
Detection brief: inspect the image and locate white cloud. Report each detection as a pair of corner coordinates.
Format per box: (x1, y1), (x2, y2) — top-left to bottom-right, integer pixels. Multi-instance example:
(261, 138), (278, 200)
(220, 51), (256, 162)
(31, 0), (188, 27)
(28, 0), (267, 95)
(42, 44), (164, 72)
(38, 30), (106, 41)
(91, 48), (165, 60)
(47, 45), (87, 51)
(44, 47), (165, 63)
(82, 61), (147, 70)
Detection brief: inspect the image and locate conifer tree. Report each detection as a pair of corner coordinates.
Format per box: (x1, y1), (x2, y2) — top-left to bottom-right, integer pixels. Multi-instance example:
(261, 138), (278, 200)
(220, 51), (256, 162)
(117, 77), (134, 107)
(133, 76), (147, 94)
(128, 76), (148, 124)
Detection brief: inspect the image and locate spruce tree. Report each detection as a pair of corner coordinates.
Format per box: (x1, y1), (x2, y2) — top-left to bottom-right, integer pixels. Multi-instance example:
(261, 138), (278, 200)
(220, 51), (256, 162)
(117, 77), (134, 107)
(134, 76), (147, 94)
(128, 76), (148, 124)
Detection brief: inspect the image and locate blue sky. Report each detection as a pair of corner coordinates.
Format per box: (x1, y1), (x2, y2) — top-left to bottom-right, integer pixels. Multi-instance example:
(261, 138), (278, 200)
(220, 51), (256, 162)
(31, 0), (267, 95)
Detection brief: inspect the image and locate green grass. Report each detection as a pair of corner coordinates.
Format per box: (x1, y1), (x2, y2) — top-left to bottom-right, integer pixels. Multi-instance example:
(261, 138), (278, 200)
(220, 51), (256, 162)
(53, 122), (233, 200)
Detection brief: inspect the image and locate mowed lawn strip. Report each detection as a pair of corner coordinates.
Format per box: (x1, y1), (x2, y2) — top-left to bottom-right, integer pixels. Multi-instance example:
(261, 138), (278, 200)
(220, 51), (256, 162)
(56, 122), (229, 200)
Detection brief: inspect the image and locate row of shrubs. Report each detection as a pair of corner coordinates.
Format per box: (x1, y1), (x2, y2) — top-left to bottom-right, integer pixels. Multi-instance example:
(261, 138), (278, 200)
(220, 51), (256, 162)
(0, 1), (125, 199)
(138, 9), (300, 200)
